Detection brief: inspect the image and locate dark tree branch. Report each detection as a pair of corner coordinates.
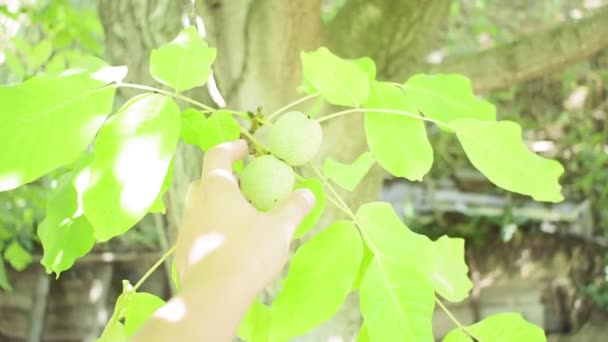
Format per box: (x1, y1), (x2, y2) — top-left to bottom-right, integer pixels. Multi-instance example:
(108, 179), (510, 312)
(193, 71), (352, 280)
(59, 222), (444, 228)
(430, 6), (608, 92)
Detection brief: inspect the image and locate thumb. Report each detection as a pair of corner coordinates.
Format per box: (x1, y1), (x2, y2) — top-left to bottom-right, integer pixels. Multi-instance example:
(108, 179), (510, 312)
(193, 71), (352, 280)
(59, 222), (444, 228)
(270, 189), (315, 232)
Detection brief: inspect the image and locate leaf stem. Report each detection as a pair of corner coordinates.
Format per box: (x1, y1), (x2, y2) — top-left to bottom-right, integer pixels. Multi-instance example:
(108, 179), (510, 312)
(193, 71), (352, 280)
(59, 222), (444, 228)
(117, 82), (216, 112)
(435, 297), (480, 340)
(307, 162), (357, 221)
(317, 107), (448, 128)
(266, 93), (320, 122)
(132, 245), (176, 291)
(239, 127), (267, 154)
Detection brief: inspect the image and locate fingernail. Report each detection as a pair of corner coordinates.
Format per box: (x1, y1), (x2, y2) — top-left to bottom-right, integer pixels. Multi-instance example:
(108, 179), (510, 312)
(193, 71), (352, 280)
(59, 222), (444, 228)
(296, 189), (315, 209)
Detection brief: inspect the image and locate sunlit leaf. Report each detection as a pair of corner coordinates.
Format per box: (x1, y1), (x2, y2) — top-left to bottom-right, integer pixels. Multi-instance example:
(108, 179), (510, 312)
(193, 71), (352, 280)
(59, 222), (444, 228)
(83, 94), (180, 241)
(323, 152), (375, 191)
(27, 38), (52, 71)
(238, 299), (270, 342)
(293, 178), (325, 238)
(38, 159), (95, 276)
(356, 323), (370, 342)
(4, 50), (25, 77)
(364, 81), (433, 181)
(199, 111), (240, 151)
(4, 241), (31, 271)
(351, 57), (376, 82)
(180, 108), (206, 145)
(0, 72), (117, 191)
(357, 203), (435, 342)
(451, 119), (564, 202)
(123, 292), (165, 336)
(301, 47), (370, 107)
(442, 313), (546, 342)
(404, 74), (496, 124)
(269, 221), (362, 341)
(148, 161), (174, 214)
(150, 26), (217, 92)
(429, 236), (472, 302)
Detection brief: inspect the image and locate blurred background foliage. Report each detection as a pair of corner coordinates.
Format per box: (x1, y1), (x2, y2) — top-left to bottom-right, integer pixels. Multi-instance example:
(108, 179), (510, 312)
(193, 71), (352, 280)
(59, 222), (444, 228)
(0, 0), (606, 319)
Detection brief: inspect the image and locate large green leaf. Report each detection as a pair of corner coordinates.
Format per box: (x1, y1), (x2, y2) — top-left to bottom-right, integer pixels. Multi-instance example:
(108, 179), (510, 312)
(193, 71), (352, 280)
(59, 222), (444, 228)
(442, 313), (546, 342)
(293, 178), (325, 238)
(404, 74), (496, 124)
(301, 47), (370, 107)
(451, 119), (564, 202)
(83, 94), (180, 241)
(430, 236), (472, 302)
(0, 70), (121, 191)
(149, 26), (216, 92)
(364, 81), (433, 181)
(323, 152), (375, 191)
(38, 160), (95, 276)
(199, 111), (240, 151)
(269, 221), (362, 341)
(356, 203), (435, 342)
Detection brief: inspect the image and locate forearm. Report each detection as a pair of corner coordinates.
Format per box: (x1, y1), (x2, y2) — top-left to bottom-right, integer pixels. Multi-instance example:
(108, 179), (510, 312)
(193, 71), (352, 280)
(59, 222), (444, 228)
(132, 268), (257, 342)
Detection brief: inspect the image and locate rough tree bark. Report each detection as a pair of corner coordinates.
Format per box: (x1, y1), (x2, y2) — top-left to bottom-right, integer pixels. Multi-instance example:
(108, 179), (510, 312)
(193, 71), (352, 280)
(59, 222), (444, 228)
(96, 0), (608, 339)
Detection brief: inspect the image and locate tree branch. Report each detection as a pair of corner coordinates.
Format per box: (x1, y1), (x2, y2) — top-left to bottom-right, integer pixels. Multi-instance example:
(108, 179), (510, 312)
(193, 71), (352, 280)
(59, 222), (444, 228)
(430, 6), (608, 92)
(325, 0), (451, 78)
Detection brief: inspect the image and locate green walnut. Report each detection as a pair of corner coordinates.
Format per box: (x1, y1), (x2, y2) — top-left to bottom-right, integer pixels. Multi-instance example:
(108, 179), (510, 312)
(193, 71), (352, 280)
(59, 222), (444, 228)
(269, 111), (323, 166)
(239, 155), (295, 211)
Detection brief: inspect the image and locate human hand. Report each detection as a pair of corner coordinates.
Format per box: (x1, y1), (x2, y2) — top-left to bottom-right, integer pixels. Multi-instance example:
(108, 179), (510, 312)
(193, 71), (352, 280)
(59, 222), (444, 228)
(174, 139), (315, 295)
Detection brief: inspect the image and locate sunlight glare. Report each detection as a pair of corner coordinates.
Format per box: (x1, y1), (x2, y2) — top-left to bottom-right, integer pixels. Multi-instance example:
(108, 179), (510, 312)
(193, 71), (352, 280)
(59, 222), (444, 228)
(188, 232), (225, 266)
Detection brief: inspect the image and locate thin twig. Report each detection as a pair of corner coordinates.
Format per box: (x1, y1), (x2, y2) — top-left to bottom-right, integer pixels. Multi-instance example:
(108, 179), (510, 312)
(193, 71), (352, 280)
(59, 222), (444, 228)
(266, 93), (320, 122)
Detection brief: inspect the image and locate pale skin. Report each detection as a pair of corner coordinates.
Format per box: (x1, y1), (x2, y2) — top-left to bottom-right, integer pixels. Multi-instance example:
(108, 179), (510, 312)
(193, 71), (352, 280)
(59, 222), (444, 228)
(132, 139), (315, 342)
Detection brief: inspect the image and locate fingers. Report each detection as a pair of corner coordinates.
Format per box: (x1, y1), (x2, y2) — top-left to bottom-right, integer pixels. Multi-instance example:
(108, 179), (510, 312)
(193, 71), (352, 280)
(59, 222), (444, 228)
(270, 189), (315, 236)
(201, 139), (248, 182)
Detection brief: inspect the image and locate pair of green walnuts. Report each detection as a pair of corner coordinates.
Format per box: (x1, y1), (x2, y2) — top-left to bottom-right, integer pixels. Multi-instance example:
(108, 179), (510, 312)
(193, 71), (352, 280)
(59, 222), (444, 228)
(240, 111), (322, 211)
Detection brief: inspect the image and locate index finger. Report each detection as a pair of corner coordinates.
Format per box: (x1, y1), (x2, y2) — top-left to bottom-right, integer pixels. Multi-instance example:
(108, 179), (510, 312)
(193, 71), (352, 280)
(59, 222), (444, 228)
(201, 139), (248, 180)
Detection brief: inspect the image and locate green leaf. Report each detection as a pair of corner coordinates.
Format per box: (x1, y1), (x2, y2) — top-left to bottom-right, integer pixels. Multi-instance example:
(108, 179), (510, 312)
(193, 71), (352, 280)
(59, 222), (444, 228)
(45, 54), (66, 74)
(0, 257), (13, 291)
(323, 152), (375, 191)
(4, 50), (25, 77)
(293, 178), (325, 238)
(442, 313), (546, 342)
(39, 216), (95, 276)
(269, 221), (362, 341)
(123, 292), (165, 336)
(149, 26), (217, 92)
(148, 161), (173, 214)
(451, 119), (564, 202)
(430, 236), (472, 302)
(199, 111), (240, 151)
(4, 241), (32, 271)
(238, 299), (270, 342)
(356, 323), (370, 342)
(301, 47), (370, 107)
(364, 81), (433, 181)
(357, 202), (435, 342)
(0, 71), (118, 191)
(180, 108), (206, 145)
(351, 57), (376, 82)
(404, 74), (496, 124)
(38, 160), (95, 276)
(83, 94), (180, 241)
(27, 38), (52, 71)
